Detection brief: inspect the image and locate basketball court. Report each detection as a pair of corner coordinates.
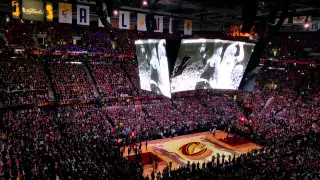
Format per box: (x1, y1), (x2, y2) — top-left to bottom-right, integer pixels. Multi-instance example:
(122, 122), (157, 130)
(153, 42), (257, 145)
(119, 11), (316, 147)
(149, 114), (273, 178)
(123, 131), (261, 177)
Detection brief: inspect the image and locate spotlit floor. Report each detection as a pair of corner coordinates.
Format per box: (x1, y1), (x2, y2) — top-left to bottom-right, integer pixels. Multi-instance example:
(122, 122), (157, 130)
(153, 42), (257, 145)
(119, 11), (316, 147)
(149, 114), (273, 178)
(123, 131), (261, 177)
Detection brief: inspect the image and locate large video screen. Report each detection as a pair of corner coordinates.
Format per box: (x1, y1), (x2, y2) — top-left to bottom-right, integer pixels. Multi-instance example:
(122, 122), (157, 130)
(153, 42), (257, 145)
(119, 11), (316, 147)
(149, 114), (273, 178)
(22, 0), (44, 21)
(171, 39), (255, 92)
(135, 39), (171, 98)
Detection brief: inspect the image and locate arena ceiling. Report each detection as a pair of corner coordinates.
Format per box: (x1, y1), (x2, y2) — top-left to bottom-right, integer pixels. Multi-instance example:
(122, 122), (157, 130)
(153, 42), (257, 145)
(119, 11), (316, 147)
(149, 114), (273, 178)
(0, 0), (320, 23)
(114, 0), (320, 25)
(137, 0), (320, 19)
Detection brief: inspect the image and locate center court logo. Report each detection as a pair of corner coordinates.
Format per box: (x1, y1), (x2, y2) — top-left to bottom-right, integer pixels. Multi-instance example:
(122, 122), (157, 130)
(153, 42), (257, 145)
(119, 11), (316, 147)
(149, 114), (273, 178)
(178, 142), (212, 160)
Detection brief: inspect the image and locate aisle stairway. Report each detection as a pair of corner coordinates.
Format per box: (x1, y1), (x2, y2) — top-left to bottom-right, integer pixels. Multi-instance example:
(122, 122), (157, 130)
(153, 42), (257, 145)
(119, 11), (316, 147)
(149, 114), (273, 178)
(0, 92), (4, 107)
(42, 56), (58, 102)
(264, 96), (274, 109)
(32, 34), (39, 47)
(258, 96), (274, 116)
(119, 63), (139, 96)
(82, 60), (100, 98)
(0, 33), (8, 46)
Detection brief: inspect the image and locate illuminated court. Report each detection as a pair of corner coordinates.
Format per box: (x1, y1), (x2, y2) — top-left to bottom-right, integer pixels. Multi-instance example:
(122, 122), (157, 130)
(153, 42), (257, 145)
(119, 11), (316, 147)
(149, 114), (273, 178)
(124, 131), (261, 177)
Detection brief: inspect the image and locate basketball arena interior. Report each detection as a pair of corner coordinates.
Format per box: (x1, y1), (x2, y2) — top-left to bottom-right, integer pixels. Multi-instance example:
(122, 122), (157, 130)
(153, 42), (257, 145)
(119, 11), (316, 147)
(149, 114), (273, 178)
(0, 0), (319, 179)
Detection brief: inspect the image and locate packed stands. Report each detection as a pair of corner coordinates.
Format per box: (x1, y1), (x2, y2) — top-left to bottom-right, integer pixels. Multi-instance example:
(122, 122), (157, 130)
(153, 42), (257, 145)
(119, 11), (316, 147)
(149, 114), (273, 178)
(0, 56), (50, 106)
(1, 107), (143, 180)
(263, 33), (320, 62)
(5, 20), (35, 49)
(0, 20), (320, 180)
(48, 57), (95, 101)
(88, 57), (136, 97)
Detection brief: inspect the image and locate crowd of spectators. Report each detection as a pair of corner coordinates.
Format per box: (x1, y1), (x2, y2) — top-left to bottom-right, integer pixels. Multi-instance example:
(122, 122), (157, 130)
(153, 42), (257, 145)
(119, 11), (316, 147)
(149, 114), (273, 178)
(263, 33), (320, 62)
(0, 56), (50, 105)
(4, 20), (35, 50)
(0, 57), (319, 179)
(236, 67), (320, 144)
(88, 57), (137, 97)
(105, 96), (239, 141)
(2, 20), (320, 62)
(0, 70), (319, 179)
(48, 57), (96, 101)
(1, 106), (143, 180)
(0, 20), (320, 179)
(3, 20), (320, 66)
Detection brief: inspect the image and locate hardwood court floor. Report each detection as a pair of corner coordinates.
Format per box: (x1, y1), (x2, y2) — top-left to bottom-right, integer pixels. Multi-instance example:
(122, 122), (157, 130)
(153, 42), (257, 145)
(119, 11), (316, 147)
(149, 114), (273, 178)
(123, 131), (261, 177)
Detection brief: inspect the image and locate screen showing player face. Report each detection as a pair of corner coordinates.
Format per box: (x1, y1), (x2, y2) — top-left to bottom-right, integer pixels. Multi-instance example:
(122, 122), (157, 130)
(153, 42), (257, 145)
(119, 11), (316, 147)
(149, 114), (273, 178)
(170, 39), (255, 92)
(135, 39), (171, 98)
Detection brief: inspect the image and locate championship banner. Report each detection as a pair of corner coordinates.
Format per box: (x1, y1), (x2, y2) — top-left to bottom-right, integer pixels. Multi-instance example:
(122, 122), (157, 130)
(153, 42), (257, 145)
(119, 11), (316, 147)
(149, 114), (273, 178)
(98, 3), (110, 27)
(12, 0), (20, 19)
(169, 17), (174, 34)
(310, 21), (320, 32)
(111, 20), (135, 29)
(98, 17), (111, 27)
(184, 19), (192, 35)
(45, 2), (53, 22)
(137, 13), (147, 31)
(154, 15), (164, 33)
(119, 11), (130, 29)
(293, 16), (311, 24)
(77, 5), (90, 25)
(22, 0), (44, 21)
(59, 3), (72, 24)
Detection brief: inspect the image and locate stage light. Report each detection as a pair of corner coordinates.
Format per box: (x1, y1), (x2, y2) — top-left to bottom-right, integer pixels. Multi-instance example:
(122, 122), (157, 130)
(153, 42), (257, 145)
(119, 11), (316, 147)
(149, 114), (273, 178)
(130, 131), (135, 137)
(143, 0), (148, 6)
(6, 17), (10, 22)
(20, 19), (24, 23)
(113, 10), (118, 16)
(304, 23), (310, 28)
(240, 117), (245, 122)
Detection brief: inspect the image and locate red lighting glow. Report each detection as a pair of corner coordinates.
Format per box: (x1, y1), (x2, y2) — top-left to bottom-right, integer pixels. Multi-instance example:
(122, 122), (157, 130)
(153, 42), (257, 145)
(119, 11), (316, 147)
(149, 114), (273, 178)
(240, 117), (245, 122)
(130, 132), (135, 137)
